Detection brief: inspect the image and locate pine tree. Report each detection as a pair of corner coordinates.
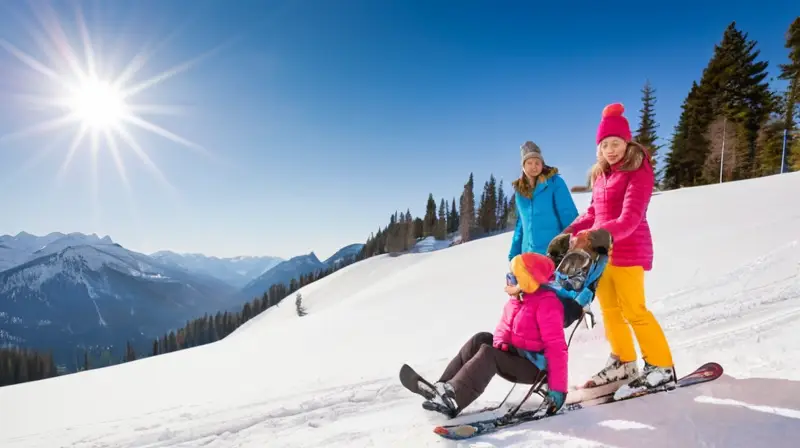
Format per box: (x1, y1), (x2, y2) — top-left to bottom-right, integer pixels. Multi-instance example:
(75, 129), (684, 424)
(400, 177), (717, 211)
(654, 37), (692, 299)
(404, 209), (415, 249)
(391, 211), (404, 252)
(711, 22), (774, 179)
(384, 212), (400, 252)
(489, 175), (496, 224)
(476, 188), (486, 232)
(458, 173), (476, 242)
(447, 198), (459, 234)
(664, 82), (709, 188)
(755, 113), (788, 175)
(435, 198), (447, 240)
(505, 194), (516, 228)
(636, 79), (661, 178)
(496, 179), (507, 230)
(478, 175), (498, 233)
(423, 194), (437, 237)
(792, 138), (800, 171)
(413, 217), (423, 239)
(401, 211), (411, 250)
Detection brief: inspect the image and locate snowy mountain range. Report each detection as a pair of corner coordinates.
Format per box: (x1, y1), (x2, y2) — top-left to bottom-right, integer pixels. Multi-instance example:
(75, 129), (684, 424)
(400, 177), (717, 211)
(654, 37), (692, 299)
(149, 251), (283, 288)
(237, 252), (327, 301)
(0, 231), (363, 368)
(235, 244), (364, 303)
(0, 232), (236, 367)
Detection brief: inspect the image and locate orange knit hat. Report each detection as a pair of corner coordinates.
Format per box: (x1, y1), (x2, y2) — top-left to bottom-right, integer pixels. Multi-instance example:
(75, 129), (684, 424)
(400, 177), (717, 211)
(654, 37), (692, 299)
(510, 252), (556, 294)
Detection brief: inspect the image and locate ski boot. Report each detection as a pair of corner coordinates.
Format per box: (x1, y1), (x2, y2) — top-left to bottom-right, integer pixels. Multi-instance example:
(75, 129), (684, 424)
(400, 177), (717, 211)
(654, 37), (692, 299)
(613, 361), (677, 400)
(419, 381), (460, 418)
(583, 354), (640, 388)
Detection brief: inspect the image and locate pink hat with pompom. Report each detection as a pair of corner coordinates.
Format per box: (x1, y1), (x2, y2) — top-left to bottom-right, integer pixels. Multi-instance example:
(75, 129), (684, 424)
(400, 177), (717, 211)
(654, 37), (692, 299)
(596, 103), (632, 145)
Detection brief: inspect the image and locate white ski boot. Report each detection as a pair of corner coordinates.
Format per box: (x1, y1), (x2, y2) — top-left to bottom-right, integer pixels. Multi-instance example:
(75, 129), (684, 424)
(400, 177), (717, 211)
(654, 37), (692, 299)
(613, 362), (677, 400)
(583, 354), (640, 388)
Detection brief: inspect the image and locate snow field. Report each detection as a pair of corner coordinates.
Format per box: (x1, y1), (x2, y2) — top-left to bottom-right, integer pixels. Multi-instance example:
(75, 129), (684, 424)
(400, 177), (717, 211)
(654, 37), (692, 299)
(1, 172), (800, 447)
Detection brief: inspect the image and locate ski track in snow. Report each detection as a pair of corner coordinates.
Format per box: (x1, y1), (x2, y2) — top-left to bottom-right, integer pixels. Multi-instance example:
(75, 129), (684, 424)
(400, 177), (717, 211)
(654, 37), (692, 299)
(2, 173), (800, 447)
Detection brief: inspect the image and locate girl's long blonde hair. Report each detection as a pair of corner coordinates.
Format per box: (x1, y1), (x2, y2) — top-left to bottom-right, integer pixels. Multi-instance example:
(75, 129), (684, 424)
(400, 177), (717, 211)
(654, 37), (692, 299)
(589, 140), (654, 187)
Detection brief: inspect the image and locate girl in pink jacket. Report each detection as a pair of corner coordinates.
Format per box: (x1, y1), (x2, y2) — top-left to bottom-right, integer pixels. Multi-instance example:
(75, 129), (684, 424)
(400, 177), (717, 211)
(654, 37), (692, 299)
(416, 252), (568, 418)
(563, 103), (677, 399)
(494, 252), (568, 413)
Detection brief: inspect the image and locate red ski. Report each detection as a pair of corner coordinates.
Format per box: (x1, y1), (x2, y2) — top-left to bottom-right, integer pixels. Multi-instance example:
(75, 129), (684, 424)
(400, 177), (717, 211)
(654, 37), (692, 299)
(433, 361), (723, 440)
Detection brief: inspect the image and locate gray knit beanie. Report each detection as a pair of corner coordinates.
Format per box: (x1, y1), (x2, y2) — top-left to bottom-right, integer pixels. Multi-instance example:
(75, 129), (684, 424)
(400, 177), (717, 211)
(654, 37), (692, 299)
(520, 141), (544, 165)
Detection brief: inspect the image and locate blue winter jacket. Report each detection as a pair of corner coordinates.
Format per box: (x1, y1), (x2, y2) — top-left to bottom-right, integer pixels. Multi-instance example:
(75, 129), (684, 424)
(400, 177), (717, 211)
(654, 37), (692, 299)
(508, 167), (579, 260)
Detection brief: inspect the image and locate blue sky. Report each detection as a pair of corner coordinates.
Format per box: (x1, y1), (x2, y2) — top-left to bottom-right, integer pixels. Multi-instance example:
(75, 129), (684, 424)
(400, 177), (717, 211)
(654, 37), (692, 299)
(0, 0), (796, 260)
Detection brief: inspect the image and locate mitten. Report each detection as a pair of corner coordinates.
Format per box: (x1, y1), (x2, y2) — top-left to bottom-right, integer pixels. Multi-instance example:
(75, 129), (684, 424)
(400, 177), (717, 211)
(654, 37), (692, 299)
(547, 233), (571, 264)
(588, 228), (612, 255)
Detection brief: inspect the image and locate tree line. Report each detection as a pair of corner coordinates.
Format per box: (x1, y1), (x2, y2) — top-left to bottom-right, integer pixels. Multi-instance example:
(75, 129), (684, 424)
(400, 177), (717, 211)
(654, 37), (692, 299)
(661, 19), (800, 188)
(360, 173), (517, 256)
(0, 347), (58, 387)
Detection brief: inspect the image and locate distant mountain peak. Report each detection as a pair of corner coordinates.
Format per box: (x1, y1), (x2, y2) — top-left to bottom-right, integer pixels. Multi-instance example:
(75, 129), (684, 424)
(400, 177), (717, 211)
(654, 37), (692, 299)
(322, 243), (364, 266)
(147, 250), (284, 288)
(5, 231), (115, 244)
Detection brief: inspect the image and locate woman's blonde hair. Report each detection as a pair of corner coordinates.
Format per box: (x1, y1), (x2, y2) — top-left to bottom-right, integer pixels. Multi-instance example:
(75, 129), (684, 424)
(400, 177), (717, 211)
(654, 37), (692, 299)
(589, 140), (653, 187)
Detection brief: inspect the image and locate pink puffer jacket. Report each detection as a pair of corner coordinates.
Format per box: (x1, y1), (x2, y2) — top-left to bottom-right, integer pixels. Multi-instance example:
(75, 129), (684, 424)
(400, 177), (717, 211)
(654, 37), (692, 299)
(568, 155), (655, 270)
(493, 289), (568, 393)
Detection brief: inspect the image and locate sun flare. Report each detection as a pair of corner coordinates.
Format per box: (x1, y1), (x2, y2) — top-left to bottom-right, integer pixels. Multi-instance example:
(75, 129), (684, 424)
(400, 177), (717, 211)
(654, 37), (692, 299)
(0, 2), (226, 199)
(69, 76), (128, 131)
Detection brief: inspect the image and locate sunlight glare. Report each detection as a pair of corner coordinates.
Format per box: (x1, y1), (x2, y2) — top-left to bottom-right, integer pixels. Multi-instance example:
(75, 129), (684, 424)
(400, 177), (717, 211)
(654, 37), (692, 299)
(0, 1), (225, 198)
(69, 76), (127, 130)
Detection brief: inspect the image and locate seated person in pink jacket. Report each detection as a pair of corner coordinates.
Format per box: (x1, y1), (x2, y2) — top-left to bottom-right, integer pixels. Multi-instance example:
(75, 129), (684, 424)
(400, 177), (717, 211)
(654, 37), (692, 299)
(423, 252), (567, 417)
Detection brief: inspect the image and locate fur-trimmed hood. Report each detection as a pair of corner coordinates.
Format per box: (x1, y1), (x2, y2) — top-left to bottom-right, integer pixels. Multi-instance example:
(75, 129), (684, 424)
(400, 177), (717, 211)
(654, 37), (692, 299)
(512, 166), (560, 199)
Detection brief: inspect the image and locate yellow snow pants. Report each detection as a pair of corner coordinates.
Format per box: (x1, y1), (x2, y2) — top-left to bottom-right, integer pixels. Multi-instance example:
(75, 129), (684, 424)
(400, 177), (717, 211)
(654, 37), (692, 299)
(595, 264), (674, 367)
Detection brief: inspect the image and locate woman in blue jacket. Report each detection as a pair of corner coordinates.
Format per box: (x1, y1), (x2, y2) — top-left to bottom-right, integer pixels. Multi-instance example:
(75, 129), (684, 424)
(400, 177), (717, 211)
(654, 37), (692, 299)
(509, 141), (579, 260)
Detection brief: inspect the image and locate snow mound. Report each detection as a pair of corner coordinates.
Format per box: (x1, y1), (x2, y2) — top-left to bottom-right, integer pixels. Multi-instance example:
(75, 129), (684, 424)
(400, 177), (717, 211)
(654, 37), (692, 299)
(1, 173), (800, 447)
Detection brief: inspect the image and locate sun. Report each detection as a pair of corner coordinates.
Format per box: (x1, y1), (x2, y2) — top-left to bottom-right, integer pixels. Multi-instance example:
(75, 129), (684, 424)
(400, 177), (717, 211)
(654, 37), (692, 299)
(0, 1), (228, 198)
(69, 76), (128, 131)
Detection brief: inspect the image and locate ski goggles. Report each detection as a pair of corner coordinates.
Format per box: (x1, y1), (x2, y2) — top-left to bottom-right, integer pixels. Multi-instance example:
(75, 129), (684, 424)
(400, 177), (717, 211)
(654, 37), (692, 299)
(506, 272), (518, 286)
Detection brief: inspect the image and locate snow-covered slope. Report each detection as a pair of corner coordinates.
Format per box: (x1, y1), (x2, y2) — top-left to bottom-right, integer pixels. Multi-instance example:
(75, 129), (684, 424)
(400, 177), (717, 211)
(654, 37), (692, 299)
(413, 234), (458, 253)
(149, 250), (284, 288)
(2, 173), (800, 447)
